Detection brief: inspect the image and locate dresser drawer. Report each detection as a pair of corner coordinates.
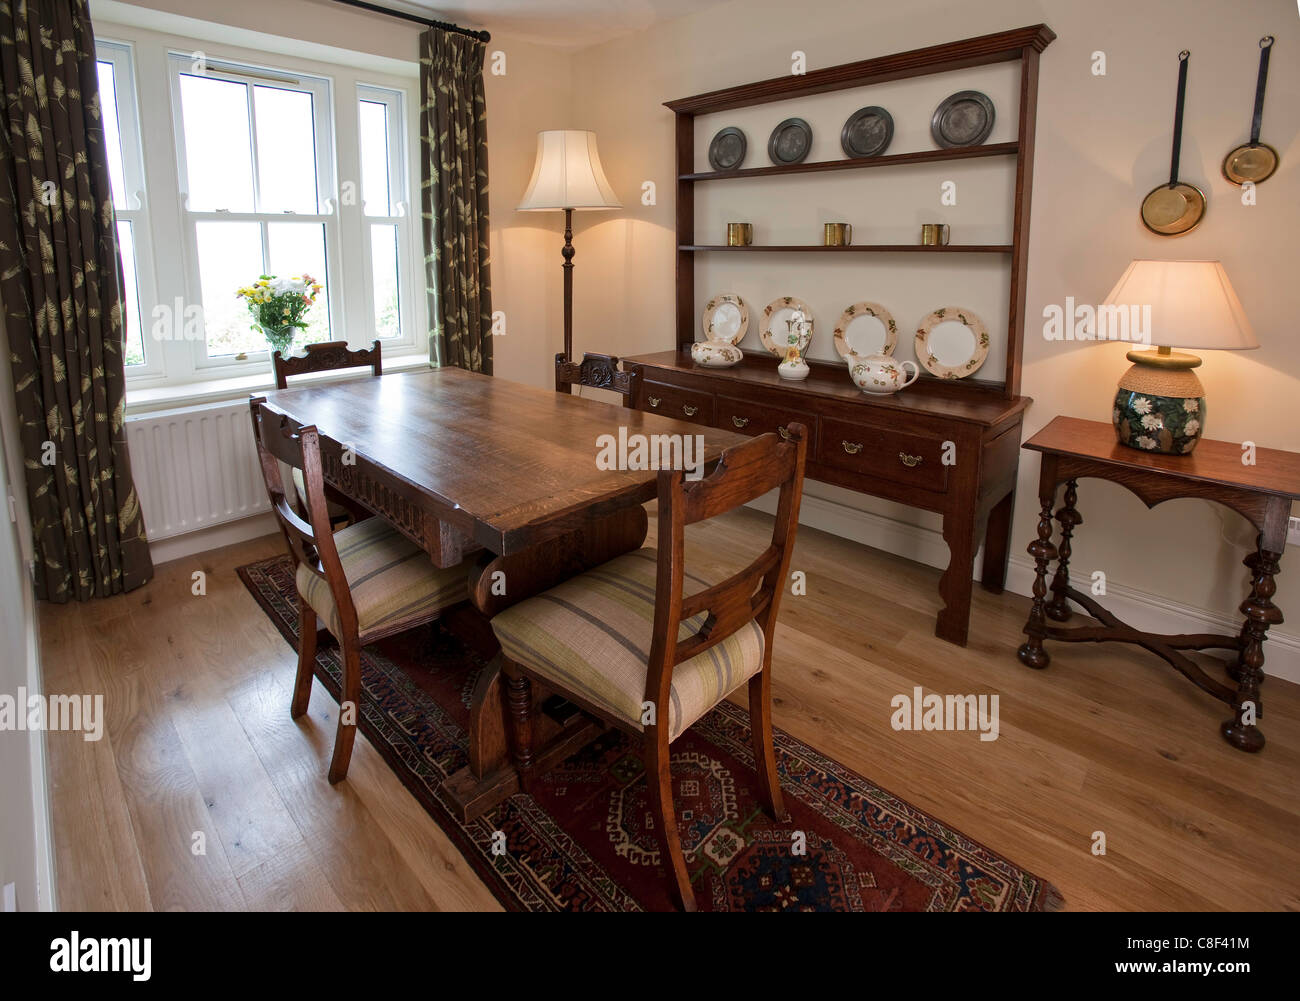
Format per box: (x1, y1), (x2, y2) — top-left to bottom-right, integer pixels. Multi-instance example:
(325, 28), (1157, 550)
(819, 418), (950, 492)
(716, 395), (816, 450)
(640, 379), (714, 425)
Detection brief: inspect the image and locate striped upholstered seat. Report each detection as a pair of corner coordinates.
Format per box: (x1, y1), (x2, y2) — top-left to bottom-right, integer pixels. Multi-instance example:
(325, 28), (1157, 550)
(491, 548), (765, 741)
(296, 515), (467, 639)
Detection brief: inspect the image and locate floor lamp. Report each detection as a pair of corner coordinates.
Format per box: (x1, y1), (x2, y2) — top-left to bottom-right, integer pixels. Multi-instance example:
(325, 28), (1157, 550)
(517, 130), (621, 365)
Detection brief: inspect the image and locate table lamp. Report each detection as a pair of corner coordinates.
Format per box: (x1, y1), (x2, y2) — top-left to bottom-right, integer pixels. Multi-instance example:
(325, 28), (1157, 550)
(517, 130), (620, 363)
(1101, 260), (1257, 455)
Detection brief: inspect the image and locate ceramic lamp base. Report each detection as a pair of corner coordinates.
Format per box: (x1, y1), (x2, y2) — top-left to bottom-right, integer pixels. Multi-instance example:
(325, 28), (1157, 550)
(1113, 350), (1205, 455)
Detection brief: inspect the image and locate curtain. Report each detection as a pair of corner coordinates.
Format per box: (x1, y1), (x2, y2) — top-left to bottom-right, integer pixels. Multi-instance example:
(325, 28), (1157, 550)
(0, 0), (152, 602)
(420, 27), (492, 374)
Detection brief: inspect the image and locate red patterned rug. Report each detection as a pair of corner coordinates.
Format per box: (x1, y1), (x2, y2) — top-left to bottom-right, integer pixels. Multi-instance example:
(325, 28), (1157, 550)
(238, 554), (1061, 912)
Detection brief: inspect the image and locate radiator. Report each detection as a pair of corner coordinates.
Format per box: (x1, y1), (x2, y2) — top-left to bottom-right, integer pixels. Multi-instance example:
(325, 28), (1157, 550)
(125, 400), (269, 542)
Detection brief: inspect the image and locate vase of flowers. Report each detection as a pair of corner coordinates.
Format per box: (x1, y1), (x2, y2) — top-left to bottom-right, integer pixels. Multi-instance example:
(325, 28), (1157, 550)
(235, 274), (322, 360)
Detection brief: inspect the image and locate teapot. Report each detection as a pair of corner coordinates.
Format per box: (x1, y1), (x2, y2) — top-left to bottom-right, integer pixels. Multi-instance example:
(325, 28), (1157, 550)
(847, 352), (919, 395)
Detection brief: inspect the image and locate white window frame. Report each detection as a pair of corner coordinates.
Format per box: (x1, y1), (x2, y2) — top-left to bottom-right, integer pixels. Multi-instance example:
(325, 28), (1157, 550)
(95, 40), (162, 379)
(167, 52), (342, 374)
(356, 83), (416, 348)
(96, 22), (426, 394)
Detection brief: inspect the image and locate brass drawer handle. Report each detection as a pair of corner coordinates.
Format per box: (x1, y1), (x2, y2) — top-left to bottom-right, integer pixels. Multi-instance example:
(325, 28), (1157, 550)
(731, 415), (750, 428)
(682, 404), (698, 417)
(841, 440), (863, 455)
(899, 451), (922, 467)
(647, 395), (661, 408)
(778, 425), (791, 440)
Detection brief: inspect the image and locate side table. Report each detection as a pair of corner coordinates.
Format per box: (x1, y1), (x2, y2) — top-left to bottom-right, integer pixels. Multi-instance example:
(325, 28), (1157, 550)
(1016, 416), (1300, 752)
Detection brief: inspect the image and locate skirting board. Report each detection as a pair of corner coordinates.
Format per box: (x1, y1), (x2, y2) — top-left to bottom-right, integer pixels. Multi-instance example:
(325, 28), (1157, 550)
(150, 513), (278, 567)
(748, 490), (1300, 687)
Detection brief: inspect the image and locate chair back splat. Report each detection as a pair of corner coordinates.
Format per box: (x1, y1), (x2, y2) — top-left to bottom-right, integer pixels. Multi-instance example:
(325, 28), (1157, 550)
(646, 423), (808, 717)
(249, 397), (359, 639)
(554, 351), (636, 399)
(273, 339), (382, 390)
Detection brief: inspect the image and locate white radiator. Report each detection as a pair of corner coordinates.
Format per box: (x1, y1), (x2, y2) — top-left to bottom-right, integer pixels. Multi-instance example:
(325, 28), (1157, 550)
(125, 400), (269, 542)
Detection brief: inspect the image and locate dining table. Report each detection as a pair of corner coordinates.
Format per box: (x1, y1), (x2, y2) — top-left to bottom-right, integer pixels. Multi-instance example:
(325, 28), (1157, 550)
(255, 367), (750, 820)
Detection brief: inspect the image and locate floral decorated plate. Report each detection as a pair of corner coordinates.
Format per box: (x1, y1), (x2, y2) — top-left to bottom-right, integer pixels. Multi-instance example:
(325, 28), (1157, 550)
(833, 302), (897, 360)
(701, 293), (748, 345)
(760, 296), (814, 357)
(690, 339), (743, 368)
(914, 306), (989, 379)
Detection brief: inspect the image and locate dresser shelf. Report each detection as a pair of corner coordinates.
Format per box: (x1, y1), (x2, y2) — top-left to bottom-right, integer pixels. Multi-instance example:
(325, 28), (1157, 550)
(679, 141), (1019, 182)
(680, 244), (1014, 254)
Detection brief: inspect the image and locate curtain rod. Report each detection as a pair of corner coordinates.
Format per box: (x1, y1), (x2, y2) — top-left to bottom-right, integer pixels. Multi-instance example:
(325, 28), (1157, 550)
(331, 0), (491, 42)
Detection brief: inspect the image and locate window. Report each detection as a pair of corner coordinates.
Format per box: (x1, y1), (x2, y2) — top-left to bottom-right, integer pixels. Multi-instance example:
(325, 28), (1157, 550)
(95, 41), (153, 374)
(97, 33), (421, 392)
(358, 85), (408, 342)
(169, 55), (336, 364)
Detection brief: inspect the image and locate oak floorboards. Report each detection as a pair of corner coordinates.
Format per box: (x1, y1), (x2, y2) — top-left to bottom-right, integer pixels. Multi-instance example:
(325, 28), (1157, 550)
(37, 505), (1300, 911)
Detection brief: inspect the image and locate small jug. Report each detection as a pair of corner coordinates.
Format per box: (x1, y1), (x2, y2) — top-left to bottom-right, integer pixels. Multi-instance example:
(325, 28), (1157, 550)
(847, 352), (919, 395)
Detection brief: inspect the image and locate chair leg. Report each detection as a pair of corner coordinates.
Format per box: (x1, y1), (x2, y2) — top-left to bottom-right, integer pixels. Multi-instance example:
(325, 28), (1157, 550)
(645, 733), (696, 912)
(292, 601), (318, 719)
(748, 668), (788, 822)
(501, 657), (536, 793)
(328, 634), (362, 784)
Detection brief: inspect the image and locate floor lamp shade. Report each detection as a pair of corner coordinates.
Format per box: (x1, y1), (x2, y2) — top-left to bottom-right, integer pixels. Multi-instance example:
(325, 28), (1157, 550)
(518, 130), (621, 211)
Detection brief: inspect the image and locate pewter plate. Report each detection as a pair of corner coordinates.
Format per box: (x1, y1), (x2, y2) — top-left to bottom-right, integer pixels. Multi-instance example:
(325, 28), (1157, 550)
(841, 106), (894, 158)
(930, 90), (995, 148)
(708, 127), (747, 171)
(767, 118), (812, 165)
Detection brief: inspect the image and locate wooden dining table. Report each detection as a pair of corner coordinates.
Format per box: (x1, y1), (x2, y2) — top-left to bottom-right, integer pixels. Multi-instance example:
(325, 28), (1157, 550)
(257, 367), (750, 819)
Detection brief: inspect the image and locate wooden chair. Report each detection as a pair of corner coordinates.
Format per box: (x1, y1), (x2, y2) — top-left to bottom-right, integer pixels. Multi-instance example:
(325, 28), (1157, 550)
(554, 351), (635, 400)
(249, 396), (469, 783)
(489, 424), (808, 910)
(273, 339), (382, 390)
(272, 340), (381, 526)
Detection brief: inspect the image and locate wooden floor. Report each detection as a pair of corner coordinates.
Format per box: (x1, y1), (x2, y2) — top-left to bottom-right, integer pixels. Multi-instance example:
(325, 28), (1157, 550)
(39, 506), (1300, 911)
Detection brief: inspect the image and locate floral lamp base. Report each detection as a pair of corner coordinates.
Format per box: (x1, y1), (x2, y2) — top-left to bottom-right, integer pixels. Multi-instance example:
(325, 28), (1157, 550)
(1114, 389), (1205, 455)
(1112, 348), (1206, 456)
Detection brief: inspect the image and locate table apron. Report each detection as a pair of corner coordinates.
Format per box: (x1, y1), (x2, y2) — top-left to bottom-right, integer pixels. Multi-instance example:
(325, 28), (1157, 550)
(1043, 455), (1288, 549)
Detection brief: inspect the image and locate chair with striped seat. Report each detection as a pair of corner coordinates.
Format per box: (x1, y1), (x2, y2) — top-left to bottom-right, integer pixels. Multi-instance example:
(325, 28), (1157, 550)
(490, 424), (808, 910)
(250, 396), (469, 783)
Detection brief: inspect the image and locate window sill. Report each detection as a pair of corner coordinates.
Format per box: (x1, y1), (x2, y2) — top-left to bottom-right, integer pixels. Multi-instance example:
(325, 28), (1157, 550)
(125, 353), (431, 416)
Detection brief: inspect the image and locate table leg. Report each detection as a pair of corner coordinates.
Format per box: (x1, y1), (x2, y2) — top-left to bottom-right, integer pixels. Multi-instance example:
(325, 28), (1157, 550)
(1046, 479), (1081, 622)
(936, 506), (979, 646)
(1226, 543), (1261, 685)
(443, 502), (649, 820)
(1017, 479), (1059, 670)
(980, 488), (1015, 593)
(1221, 545), (1281, 753)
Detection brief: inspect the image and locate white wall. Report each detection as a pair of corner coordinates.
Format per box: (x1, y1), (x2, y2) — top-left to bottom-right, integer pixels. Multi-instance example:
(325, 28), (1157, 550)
(562, 0), (1300, 671)
(0, 326), (54, 912)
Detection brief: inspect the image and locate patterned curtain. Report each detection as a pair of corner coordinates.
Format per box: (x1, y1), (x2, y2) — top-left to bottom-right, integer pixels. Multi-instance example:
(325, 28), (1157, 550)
(419, 28), (492, 374)
(0, 0), (152, 602)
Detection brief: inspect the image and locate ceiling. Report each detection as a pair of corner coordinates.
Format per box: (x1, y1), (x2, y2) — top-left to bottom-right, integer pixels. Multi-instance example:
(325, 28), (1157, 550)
(396, 0), (734, 48)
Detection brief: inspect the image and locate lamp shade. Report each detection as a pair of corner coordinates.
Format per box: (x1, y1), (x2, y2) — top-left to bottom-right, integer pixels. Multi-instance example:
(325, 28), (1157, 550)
(1101, 260), (1257, 351)
(517, 130), (620, 211)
